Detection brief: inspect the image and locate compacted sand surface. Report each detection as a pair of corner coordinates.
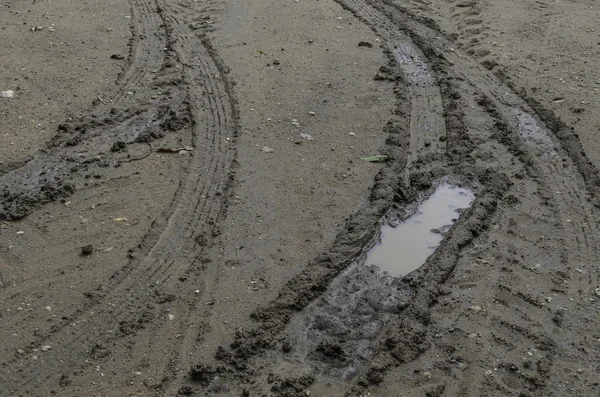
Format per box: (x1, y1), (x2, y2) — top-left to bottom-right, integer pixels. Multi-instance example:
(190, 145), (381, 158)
(1, 1), (599, 396)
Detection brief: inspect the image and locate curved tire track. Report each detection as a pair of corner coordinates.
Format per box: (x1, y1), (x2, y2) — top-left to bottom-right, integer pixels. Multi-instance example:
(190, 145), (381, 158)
(0, 0), (238, 394)
(326, 0), (600, 395)
(202, 0), (600, 395)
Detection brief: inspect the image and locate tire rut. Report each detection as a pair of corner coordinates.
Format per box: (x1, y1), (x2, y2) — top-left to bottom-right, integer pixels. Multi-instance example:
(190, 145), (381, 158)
(0, 0), (171, 221)
(191, 0), (600, 395)
(325, 0), (600, 395)
(99, 0), (166, 109)
(0, 0), (238, 394)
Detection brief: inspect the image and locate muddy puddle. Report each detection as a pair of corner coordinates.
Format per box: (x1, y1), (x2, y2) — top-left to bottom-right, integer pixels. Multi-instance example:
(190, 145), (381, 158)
(365, 183), (475, 277)
(279, 184), (475, 379)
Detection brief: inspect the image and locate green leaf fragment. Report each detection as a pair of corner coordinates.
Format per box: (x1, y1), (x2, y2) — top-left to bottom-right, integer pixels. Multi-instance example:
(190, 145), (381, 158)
(360, 155), (389, 163)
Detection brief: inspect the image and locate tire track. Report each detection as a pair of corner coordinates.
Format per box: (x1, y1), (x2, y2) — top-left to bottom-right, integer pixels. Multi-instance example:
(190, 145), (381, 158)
(0, 0), (170, 221)
(392, 42), (447, 169)
(326, 1), (600, 394)
(135, 1), (238, 392)
(203, 0), (600, 394)
(0, 0), (238, 393)
(100, 0), (167, 109)
(337, 0), (447, 173)
(100, 0), (166, 106)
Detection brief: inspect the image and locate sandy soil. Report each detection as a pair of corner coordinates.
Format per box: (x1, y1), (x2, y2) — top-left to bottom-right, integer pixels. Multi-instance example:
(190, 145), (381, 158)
(1, 0), (599, 396)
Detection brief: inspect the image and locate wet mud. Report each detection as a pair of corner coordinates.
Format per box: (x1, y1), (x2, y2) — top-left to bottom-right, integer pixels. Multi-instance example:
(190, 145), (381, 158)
(2, 0), (600, 396)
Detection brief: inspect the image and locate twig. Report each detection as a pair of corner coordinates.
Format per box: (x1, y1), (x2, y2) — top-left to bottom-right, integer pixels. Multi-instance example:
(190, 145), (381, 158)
(119, 143), (152, 163)
(118, 144), (193, 163)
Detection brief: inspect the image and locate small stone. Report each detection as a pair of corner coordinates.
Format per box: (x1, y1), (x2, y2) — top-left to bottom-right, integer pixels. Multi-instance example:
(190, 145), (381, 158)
(469, 305), (483, 312)
(110, 54), (125, 60)
(272, 59), (281, 65)
(358, 41), (373, 48)
(282, 341), (292, 353)
(455, 362), (469, 371)
(168, 314), (175, 320)
(262, 147), (275, 153)
(81, 245), (94, 255)
(41, 345), (51, 352)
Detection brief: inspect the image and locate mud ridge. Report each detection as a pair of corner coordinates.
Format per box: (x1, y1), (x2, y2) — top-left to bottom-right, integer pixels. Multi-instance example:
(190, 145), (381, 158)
(496, 74), (600, 203)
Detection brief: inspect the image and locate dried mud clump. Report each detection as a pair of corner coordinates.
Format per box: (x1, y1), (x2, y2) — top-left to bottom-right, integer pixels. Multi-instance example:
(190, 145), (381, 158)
(313, 342), (348, 362)
(159, 105), (190, 131)
(270, 375), (315, 397)
(189, 364), (226, 386)
(0, 181), (75, 220)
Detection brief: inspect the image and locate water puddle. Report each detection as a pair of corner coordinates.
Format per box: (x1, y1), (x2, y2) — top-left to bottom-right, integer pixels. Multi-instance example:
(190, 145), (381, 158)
(365, 183), (475, 277)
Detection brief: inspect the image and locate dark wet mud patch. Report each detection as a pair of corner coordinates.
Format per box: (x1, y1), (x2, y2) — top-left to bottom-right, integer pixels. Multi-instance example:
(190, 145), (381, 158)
(0, 95), (192, 220)
(280, 263), (412, 380)
(366, 182), (475, 276)
(263, 180), (475, 382)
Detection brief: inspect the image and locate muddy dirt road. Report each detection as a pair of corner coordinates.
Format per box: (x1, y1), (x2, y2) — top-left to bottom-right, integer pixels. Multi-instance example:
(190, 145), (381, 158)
(1, 0), (599, 396)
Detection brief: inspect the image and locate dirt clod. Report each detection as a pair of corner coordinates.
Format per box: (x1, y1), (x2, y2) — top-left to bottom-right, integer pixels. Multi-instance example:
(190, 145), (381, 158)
(81, 245), (94, 255)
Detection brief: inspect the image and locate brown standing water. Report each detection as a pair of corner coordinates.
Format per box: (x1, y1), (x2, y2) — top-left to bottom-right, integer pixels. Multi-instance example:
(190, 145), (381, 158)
(365, 183), (475, 276)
